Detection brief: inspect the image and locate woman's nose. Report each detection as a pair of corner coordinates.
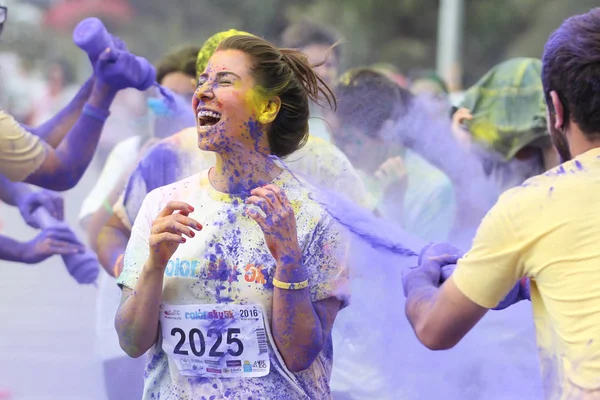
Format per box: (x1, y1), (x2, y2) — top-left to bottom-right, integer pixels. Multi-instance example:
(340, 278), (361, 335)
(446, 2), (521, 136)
(195, 81), (215, 102)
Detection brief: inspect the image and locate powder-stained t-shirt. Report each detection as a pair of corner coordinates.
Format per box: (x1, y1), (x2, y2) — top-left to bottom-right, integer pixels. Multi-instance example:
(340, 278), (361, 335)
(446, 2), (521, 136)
(113, 127), (375, 230)
(117, 169), (349, 400)
(0, 109), (46, 182)
(452, 147), (600, 399)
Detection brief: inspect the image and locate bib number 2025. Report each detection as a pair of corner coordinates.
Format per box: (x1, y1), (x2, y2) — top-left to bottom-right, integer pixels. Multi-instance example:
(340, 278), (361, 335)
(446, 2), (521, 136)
(171, 327), (244, 358)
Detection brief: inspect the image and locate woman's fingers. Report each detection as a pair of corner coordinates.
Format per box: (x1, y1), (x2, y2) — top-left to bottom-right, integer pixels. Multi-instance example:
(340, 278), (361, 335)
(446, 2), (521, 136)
(246, 195), (271, 215)
(249, 187), (281, 210)
(155, 219), (198, 238)
(149, 232), (187, 246)
(157, 201), (194, 218)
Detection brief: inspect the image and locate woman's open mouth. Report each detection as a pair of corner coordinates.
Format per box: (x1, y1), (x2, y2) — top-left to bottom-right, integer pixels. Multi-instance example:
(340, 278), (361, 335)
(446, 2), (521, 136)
(197, 109), (222, 128)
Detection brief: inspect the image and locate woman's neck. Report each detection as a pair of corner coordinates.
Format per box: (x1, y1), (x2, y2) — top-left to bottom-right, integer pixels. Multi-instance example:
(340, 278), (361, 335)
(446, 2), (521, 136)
(209, 150), (282, 195)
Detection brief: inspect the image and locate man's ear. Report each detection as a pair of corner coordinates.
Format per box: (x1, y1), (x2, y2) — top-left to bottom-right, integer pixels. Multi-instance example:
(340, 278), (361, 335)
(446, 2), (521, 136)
(550, 91), (565, 130)
(258, 97), (281, 124)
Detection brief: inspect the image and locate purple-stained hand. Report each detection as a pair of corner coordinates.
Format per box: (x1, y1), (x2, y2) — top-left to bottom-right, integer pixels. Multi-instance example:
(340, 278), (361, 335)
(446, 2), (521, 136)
(22, 226), (85, 264)
(402, 242), (463, 297)
(72, 17), (128, 66)
(95, 48), (156, 92)
(17, 190), (64, 229)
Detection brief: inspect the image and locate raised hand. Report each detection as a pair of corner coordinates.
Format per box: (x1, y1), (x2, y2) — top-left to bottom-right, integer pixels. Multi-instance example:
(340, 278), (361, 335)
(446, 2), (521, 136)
(374, 156), (407, 190)
(95, 48), (156, 92)
(22, 225), (85, 264)
(147, 201), (202, 270)
(17, 190), (64, 229)
(245, 184), (301, 264)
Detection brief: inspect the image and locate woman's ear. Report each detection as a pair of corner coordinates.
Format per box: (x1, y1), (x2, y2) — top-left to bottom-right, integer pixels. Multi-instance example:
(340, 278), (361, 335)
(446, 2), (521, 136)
(259, 97), (282, 124)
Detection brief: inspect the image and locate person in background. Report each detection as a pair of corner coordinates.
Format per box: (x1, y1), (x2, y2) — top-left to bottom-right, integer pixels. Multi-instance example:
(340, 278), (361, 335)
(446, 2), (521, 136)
(281, 19), (342, 143)
(409, 69), (451, 118)
(403, 8), (600, 399)
(451, 58), (560, 195)
(334, 67), (456, 242)
(78, 44), (199, 400)
(26, 59), (79, 127)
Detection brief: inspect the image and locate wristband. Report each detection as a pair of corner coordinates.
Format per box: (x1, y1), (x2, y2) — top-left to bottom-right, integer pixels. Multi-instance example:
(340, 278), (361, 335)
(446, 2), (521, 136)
(113, 254), (124, 278)
(82, 103), (110, 122)
(272, 278), (309, 290)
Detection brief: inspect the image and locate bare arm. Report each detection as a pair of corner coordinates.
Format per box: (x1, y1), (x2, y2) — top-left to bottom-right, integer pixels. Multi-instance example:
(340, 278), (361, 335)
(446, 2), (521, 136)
(115, 201), (201, 357)
(271, 254), (342, 372)
(23, 81), (117, 191)
(405, 275), (488, 350)
(0, 235), (28, 262)
(22, 78), (95, 148)
(96, 213), (131, 277)
(115, 269), (164, 358)
(0, 175), (31, 206)
(247, 185), (342, 372)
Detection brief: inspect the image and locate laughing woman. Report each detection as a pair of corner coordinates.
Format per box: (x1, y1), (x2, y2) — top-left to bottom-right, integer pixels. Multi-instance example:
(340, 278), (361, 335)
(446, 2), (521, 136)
(115, 35), (349, 400)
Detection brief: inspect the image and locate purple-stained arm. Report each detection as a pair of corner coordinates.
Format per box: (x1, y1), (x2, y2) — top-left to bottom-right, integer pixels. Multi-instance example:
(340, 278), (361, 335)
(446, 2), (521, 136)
(19, 78), (95, 148)
(23, 49), (156, 191)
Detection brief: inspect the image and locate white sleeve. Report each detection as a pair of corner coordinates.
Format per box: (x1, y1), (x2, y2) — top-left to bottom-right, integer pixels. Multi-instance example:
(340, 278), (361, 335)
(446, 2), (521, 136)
(78, 138), (140, 223)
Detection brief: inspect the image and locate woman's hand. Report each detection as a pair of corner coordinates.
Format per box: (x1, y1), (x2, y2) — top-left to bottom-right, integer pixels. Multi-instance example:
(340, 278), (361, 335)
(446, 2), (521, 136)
(148, 201), (202, 270)
(245, 184), (301, 264)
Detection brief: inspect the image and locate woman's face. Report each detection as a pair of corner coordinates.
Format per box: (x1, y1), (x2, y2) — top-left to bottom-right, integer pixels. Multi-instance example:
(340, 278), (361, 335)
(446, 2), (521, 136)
(192, 49), (266, 154)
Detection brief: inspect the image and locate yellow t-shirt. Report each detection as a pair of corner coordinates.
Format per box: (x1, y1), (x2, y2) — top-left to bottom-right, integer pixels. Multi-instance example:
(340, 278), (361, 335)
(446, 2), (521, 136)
(453, 147), (600, 399)
(0, 110), (46, 181)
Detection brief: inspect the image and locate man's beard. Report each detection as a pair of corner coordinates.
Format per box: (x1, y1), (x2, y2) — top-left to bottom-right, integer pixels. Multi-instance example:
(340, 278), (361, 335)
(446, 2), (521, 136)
(548, 113), (572, 162)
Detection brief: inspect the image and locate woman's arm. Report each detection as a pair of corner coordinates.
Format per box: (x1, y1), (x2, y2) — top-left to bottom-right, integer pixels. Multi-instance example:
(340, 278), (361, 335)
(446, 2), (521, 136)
(246, 185), (344, 372)
(271, 253), (342, 372)
(115, 200), (202, 357)
(115, 267), (164, 358)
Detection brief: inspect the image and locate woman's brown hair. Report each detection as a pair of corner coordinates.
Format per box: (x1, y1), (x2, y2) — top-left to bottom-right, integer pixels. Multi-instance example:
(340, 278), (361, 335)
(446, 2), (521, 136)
(217, 35), (337, 157)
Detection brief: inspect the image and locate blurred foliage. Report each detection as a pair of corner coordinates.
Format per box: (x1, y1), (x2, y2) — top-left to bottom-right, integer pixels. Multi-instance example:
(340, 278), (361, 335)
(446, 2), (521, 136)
(3, 0), (599, 88)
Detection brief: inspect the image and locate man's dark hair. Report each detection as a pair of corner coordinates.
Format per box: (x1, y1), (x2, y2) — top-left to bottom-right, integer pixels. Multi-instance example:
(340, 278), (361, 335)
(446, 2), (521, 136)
(336, 68), (413, 138)
(542, 8), (600, 139)
(156, 45), (201, 84)
(280, 19), (342, 59)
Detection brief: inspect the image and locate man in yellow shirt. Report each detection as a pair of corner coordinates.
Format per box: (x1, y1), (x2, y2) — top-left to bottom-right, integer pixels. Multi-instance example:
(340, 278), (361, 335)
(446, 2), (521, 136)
(403, 8), (600, 399)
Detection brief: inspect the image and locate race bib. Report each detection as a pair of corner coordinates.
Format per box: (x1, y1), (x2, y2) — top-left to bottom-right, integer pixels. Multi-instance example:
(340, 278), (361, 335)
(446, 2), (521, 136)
(160, 303), (270, 378)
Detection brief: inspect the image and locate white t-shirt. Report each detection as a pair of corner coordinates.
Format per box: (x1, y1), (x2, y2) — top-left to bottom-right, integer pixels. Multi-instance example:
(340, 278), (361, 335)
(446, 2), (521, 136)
(117, 169), (349, 400)
(79, 136), (142, 222)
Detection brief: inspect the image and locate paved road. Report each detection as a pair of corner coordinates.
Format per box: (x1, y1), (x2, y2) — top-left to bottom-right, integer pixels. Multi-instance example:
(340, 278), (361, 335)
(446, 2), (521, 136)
(0, 162), (107, 400)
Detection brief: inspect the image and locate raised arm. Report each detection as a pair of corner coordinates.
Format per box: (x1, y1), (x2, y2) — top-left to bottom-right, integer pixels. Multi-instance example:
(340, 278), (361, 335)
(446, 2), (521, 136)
(246, 185), (345, 372)
(20, 78), (95, 148)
